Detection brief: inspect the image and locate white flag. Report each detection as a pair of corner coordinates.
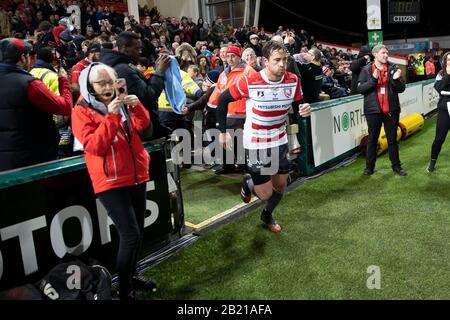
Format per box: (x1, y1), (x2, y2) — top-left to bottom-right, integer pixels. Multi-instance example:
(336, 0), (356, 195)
(367, 0), (382, 30)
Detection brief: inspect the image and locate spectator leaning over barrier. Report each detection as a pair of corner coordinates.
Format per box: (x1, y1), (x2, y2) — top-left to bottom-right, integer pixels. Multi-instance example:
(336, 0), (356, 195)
(0, 38), (72, 172)
(427, 52), (450, 173)
(72, 63), (151, 300)
(350, 45), (372, 95)
(216, 41), (311, 233)
(295, 47), (323, 103)
(357, 44), (406, 176)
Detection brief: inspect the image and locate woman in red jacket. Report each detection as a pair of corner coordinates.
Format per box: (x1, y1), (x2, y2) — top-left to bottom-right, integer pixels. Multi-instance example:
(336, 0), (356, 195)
(72, 63), (150, 300)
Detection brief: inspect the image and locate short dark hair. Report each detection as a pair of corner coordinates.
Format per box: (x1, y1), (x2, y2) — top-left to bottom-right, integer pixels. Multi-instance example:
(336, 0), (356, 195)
(101, 42), (113, 49)
(262, 40), (288, 60)
(117, 31), (140, 51)
(36, 46), (54, 63)
(87, 42), (101, 53)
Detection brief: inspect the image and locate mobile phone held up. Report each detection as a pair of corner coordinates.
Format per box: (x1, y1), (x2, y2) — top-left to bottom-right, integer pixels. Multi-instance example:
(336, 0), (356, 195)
(115, 78), (128, 101)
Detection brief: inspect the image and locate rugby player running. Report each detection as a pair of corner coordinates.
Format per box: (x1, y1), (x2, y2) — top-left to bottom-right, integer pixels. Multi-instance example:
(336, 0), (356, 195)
(216, 40), (311, 233)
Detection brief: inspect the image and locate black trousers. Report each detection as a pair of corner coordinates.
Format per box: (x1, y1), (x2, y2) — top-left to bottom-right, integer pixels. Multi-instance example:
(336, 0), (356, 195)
(365, 112), (401, 170)
(431, 108), (450, 160)
(97, 183), (147, 298)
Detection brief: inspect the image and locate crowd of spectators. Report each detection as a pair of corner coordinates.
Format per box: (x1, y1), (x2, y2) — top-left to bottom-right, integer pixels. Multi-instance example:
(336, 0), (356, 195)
(0, 0), (441, 171)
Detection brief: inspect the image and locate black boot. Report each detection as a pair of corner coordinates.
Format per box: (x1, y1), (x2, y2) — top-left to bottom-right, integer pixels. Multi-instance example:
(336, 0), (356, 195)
(363, 167), (374, 176)
(427, 159), (436, 173)
(393, 166), (407, 176)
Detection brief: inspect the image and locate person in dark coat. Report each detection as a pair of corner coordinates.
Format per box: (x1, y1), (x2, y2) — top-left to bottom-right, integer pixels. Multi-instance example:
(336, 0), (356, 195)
(99, 31), (171, 140)
(296, 48), (323, 103)
(427, 51), (450, 172)
(357, 44), (406, 176)
(0, 38), (72, 172)
(350, 45), (372, 95)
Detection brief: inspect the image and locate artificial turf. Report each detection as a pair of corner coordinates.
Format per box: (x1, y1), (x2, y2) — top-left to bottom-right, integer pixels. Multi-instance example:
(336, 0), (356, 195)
(144, 116), (450, 299)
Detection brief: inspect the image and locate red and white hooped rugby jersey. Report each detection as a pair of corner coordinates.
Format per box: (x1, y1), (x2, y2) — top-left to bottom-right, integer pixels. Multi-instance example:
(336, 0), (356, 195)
(229, 68), (303, 150)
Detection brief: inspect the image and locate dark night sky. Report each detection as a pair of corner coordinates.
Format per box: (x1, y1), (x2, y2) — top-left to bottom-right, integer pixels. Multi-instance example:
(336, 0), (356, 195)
(259, 0), (448, 46)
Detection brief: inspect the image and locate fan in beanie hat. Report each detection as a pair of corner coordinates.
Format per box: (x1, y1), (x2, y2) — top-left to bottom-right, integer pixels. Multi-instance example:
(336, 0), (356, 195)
(206, 69), (220, 84)
(226, 46), (241, 57)
(0, 38), (32, 63)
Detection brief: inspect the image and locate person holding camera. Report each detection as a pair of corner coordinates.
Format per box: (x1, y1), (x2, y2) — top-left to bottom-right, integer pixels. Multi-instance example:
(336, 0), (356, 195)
(357, 44), (406, 176)
(0, 38), (73, 172)
(71, 63), (151, 300)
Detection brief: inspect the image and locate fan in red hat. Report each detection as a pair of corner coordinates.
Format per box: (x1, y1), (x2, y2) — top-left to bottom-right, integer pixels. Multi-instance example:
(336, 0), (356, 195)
(226, 46), (241, 57)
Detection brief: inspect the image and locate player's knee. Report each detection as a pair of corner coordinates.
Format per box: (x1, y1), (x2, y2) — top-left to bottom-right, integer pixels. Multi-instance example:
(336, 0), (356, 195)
(258, 188), (273, 201)
(274, 184), (287, 193)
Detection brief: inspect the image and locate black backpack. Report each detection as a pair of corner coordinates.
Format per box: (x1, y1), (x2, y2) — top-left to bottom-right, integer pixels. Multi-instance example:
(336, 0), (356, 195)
(36, 259), (112, 300)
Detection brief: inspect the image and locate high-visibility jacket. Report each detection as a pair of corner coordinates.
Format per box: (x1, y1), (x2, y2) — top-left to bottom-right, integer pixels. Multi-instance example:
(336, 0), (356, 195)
(207, 61), (257, 118)
(30, 67), (59, 95)
(415, 59), (425, 76)
(30, 66), (70, 147)
(425, 60), (436, 76)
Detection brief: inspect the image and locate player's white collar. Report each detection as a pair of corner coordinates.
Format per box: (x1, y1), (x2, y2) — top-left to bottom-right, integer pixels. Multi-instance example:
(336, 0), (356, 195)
(261, 68), (285, 84)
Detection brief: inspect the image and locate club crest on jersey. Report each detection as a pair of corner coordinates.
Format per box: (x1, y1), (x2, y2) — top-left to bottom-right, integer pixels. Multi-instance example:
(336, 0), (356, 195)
(283, 88), (292, 98)
(272, 87), (279, 99)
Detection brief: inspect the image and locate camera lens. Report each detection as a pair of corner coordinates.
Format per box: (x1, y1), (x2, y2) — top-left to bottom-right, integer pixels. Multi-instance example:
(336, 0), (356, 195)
(118, 87), (125, 94)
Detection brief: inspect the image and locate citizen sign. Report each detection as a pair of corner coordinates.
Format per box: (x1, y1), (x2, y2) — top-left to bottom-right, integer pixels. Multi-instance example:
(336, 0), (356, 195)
(390, 15), (420, 23)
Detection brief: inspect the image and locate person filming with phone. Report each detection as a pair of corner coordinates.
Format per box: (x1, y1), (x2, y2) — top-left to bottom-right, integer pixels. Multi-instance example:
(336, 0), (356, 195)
(72, 62), (152, 300)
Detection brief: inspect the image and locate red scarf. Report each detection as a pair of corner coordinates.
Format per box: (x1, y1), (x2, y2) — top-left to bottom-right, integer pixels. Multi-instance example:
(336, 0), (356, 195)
(372, 64), (389, 114)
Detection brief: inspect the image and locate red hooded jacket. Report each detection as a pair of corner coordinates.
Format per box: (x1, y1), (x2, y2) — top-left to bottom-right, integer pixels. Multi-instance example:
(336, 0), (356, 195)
(71, 100), (150, 194)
